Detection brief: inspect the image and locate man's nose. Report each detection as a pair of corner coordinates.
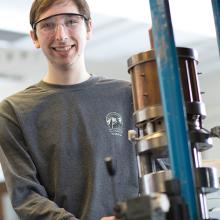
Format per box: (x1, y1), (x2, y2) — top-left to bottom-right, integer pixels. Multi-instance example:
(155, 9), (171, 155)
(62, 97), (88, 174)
(54, 24), (68, 41)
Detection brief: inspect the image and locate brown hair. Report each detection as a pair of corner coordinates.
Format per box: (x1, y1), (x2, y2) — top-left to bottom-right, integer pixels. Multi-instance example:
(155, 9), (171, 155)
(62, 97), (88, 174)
(30, 0), (91, 29)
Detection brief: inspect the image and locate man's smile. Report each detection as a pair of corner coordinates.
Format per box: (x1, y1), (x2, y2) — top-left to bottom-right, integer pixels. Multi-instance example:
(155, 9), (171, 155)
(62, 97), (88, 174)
(51, 45), (75, 51)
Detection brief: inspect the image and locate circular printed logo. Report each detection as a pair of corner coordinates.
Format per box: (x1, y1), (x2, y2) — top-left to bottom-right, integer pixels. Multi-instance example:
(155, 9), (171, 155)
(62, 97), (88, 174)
(106, 112), (123, 136)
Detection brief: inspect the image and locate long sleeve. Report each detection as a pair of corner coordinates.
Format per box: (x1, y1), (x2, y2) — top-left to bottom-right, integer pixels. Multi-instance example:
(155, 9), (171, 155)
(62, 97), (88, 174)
(0, 114), (77, 220)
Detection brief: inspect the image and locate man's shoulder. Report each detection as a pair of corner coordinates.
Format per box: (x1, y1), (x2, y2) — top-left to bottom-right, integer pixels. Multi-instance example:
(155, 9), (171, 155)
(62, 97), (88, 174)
(94, 75), (131, 89)
(0, 81), (47, 111)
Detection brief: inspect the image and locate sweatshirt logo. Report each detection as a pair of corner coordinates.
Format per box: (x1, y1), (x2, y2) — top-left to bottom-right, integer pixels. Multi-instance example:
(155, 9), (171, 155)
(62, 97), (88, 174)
(106, 112), (123, 136)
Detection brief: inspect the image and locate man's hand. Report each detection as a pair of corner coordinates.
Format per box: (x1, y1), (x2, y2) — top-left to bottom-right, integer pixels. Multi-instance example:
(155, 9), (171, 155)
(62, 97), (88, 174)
(100, 216), (117, 220)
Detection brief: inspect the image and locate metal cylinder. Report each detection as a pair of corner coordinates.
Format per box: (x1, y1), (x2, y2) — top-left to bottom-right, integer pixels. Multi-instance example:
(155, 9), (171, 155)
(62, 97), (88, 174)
(128, 47), (201, 112)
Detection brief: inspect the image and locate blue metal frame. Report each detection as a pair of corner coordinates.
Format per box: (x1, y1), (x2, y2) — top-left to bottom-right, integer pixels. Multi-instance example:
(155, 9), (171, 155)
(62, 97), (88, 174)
(211, 0), (220, 55)
(149, 0), (199, 219)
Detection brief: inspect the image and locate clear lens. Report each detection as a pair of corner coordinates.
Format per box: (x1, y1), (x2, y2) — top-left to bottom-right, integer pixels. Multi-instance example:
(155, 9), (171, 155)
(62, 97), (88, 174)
(35, 14), (85, 34)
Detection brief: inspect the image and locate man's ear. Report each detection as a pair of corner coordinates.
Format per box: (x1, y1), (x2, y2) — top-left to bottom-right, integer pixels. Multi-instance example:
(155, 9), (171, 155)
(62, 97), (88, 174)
(86, 19), (93, 40)
(30, 30), (40, 48)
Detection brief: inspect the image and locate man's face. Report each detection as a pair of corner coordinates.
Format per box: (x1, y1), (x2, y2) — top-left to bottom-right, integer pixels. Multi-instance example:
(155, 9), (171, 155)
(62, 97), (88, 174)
(30, 0), (92, 68)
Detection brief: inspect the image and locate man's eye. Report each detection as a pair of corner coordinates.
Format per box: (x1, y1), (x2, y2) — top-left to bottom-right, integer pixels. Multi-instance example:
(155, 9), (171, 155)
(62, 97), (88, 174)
(41, 22), (55, 29)
(66, 19), (78, 26)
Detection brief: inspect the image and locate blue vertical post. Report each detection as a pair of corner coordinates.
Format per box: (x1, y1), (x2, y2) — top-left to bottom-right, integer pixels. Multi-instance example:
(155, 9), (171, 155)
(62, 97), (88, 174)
(149, 0), (199, 219)
(211, 0), (220, 55)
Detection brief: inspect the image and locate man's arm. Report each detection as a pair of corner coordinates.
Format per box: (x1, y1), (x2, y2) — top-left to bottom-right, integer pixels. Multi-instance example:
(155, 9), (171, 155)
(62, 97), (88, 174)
(0, 115), (77, 220)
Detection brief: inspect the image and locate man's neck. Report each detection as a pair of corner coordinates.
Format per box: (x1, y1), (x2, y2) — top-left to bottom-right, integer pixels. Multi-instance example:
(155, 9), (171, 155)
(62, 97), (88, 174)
(43, 63), (91, 85)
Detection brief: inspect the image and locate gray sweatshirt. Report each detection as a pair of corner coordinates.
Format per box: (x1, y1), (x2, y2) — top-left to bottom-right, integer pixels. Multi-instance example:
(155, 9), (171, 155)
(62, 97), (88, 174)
(0, 76), (139, 220)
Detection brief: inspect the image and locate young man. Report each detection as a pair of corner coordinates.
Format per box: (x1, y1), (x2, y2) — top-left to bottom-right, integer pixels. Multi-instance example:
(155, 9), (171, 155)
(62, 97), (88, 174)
(0, 0), (139, 219)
